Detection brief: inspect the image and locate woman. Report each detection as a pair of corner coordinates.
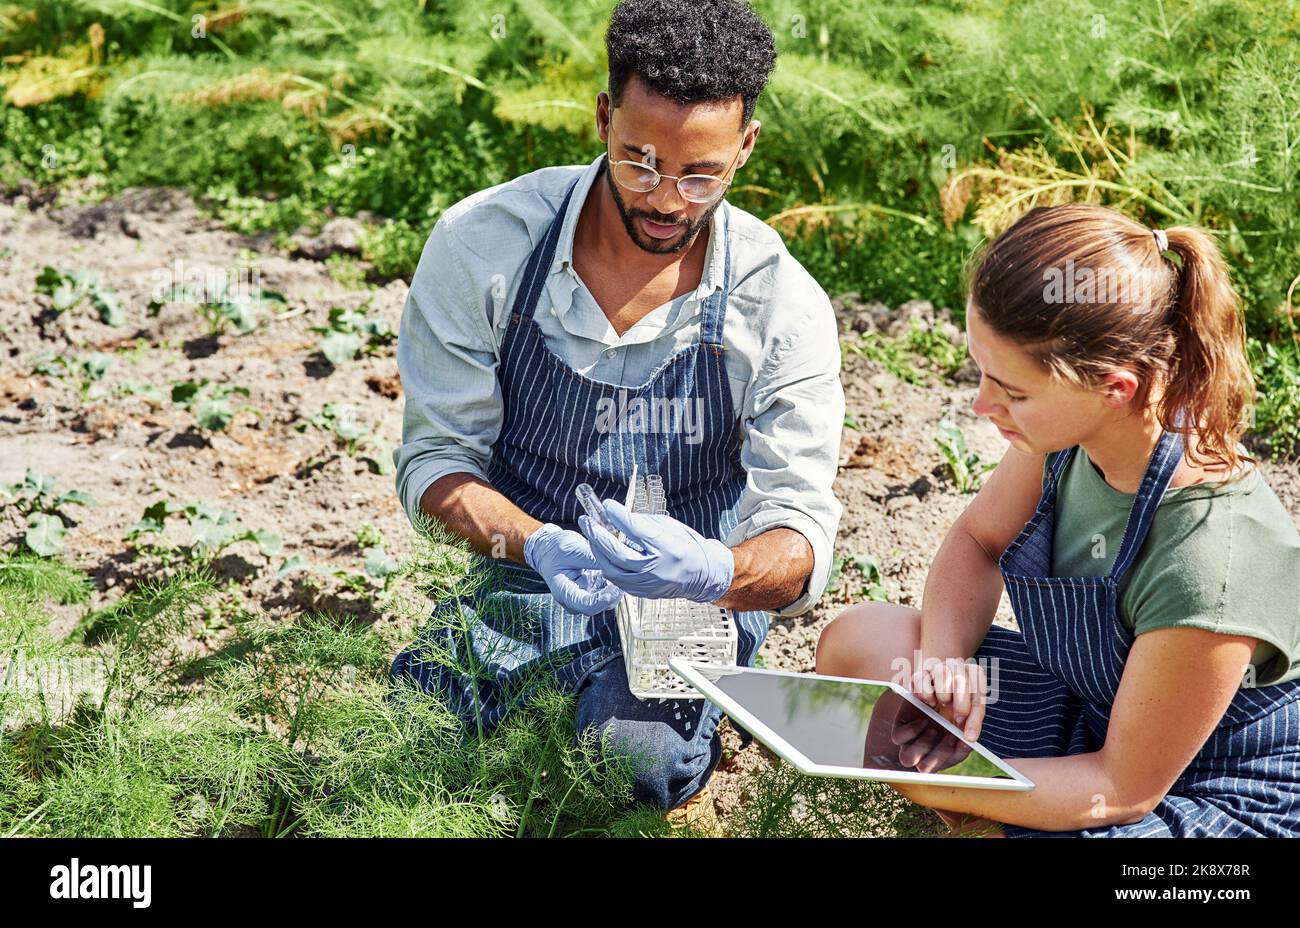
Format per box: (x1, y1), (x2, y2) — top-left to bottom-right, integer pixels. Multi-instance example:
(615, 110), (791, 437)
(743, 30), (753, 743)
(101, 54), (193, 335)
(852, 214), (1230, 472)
(817, 204), (1300, 836)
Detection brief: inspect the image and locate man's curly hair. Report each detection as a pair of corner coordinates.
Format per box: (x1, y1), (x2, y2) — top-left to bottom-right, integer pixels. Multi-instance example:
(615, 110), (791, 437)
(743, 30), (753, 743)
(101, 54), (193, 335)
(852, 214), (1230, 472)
(605, 0), (778, 129)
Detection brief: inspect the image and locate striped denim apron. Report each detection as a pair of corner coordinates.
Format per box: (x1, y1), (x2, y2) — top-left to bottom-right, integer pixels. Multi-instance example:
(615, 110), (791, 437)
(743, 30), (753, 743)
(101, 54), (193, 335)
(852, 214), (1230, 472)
(390, 168), (768, 732)
(974, 428), (1300, 836)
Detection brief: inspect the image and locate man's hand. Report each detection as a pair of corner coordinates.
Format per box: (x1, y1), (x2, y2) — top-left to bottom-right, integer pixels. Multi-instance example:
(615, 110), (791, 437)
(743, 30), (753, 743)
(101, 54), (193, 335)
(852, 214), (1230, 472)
(579, 498), (734, 603)
(524, 523), (625, 615)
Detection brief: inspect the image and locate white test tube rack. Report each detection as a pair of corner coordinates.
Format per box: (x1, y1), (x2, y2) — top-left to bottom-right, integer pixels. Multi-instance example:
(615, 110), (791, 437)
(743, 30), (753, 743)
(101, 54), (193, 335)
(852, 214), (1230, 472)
(615, 473), (739, 700)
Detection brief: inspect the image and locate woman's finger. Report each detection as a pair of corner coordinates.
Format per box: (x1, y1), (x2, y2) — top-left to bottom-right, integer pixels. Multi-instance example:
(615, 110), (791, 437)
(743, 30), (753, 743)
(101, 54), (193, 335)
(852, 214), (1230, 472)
(932, 661), (952, 709)
(963, 671), (987, 741)
(951, 660), (970, 722)
(890, 715), (928, 747)
(898, 725), (944, 768)
(911, 666), (935, 706)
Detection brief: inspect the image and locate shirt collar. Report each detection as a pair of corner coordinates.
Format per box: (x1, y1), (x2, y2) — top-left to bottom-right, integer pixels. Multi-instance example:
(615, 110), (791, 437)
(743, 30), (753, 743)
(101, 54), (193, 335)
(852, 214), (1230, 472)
(549, 153), (728, 307)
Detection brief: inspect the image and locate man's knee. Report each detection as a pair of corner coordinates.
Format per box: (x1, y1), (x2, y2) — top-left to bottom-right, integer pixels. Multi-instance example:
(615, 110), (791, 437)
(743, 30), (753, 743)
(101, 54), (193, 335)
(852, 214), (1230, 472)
(575, 701), (721, 810)
(599, 718), (719, 811)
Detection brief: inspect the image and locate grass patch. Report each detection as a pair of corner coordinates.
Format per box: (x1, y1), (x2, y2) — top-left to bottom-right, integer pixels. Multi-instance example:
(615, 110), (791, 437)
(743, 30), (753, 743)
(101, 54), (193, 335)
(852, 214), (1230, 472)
(1, 519), (826, 837)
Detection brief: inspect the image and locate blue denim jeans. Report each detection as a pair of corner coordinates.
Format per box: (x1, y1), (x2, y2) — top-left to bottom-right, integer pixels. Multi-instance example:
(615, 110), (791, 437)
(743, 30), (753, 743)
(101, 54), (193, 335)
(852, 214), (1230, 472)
(573, 658), (725, 811)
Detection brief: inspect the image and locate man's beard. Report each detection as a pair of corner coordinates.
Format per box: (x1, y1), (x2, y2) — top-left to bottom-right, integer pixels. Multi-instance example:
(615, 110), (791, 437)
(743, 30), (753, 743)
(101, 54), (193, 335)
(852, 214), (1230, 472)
(603, 159), (722, 255)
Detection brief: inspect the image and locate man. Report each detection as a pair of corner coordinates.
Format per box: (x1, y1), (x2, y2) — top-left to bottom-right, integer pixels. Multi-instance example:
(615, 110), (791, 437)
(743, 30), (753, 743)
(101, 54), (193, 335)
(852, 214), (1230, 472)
(391, 0), (844, 814)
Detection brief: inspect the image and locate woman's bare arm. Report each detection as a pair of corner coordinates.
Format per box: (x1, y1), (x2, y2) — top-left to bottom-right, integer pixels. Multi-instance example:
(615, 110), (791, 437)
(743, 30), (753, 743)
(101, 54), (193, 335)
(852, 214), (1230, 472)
(892, 626), (1256, 831)
(918, 445), (1046, 659)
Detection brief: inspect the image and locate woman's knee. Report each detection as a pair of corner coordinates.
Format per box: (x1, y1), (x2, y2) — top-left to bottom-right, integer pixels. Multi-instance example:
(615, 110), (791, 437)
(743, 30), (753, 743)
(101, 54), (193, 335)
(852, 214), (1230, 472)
(816, 600), (921, 679)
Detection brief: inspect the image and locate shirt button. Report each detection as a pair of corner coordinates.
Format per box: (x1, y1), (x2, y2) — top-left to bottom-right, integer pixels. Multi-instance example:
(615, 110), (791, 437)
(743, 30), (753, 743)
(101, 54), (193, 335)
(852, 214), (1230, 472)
(605, 348), (617, 358)
(549, 306), (557, 316)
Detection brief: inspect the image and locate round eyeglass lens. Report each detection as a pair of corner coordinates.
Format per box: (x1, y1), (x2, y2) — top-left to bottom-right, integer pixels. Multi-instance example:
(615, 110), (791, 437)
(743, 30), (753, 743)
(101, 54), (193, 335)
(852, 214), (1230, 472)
(612, 160), (658, 191)
(678, 175), (724, 201)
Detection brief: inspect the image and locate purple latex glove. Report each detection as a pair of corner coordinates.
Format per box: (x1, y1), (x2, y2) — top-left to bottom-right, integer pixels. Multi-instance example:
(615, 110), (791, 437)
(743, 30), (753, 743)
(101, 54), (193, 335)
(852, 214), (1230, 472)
(579, 498), (734, 603)
(523, 522), (624, 615)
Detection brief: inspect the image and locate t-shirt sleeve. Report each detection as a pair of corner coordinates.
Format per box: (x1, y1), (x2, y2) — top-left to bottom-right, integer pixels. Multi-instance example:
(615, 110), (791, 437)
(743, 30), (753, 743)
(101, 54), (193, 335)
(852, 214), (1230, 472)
(1121, 491), (1300, 686)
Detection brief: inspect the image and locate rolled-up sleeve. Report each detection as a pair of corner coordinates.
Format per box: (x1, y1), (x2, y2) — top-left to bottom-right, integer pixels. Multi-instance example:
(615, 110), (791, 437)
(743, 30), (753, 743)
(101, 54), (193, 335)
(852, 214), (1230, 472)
(726, 283), (845, 617)
(393, 219), (504, 530)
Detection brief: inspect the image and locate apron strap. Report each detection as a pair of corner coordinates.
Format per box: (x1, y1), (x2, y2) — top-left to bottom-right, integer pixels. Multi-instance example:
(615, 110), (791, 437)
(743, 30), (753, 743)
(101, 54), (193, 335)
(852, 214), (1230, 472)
(510, 173), (584, 325)
(1047, 445), (1077, 487)
(1108, 429), (1185, 585)
(699, 210), (732, 351)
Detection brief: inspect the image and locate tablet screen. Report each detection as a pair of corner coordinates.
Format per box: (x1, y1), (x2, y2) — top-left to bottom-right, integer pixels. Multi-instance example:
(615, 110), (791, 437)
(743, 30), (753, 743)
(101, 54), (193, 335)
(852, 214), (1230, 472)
(696, 665), (1019, 783)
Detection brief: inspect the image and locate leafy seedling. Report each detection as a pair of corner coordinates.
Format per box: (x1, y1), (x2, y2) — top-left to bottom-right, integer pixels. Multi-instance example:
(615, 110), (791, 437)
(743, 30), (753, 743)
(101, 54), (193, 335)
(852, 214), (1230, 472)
(275, 543), (405, 598)
(171, 379), (259, 432)
(125, 500), (281, 563)
(150, 274), (286, 336)
(310, 306), (395, 366)
(113, 380), (163, 404)
(296, 403), (394, 474)
(1, 470), (96, 556)
(35, 266), (125, 325)
(363, 544), (404, 590)
(829, 553), (888, 601)
(32, 352), (112, 400)
(935, 419), (996, 493)
(355, 522), (383, 549)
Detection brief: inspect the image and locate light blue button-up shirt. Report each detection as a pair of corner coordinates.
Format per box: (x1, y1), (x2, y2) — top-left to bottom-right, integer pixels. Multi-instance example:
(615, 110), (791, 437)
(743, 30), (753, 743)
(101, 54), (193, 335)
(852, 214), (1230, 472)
(395, 153), (845, 616)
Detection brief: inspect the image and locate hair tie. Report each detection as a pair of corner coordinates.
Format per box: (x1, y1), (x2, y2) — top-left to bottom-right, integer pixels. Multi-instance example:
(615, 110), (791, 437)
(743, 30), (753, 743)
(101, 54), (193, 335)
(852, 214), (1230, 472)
(1152, 228), (1168, 253)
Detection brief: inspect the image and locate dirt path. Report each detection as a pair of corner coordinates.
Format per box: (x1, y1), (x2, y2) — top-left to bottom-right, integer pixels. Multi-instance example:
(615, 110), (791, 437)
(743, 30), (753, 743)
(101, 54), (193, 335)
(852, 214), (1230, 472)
(3, 186), (1298, 832)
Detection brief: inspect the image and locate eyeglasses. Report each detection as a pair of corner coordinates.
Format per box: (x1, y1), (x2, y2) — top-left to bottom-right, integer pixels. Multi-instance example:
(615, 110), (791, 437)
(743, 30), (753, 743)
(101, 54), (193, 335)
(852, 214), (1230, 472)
(606, 125), (744, 204)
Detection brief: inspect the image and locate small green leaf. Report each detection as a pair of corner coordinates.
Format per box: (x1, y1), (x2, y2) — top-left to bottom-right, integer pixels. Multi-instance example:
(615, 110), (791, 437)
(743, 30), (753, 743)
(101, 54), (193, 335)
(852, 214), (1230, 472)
(54, 489), (96, 507)
(115, 380), (162, 402)
(125, 517), (163, 539)
(277, 554), (318, 578)
(253, 528), (282, 555)
(35, 266), (64, 295)
(33, 354), (70, 377)
(189, 502), (225, 523)
(25, 470), (56, 496)
(848, 554), (882, 583)
(363, 545), (402, 579)
(25, 513), (65, 556)
(360, 317), (393, 339)
(91, 288), (124, 326)
(83, 352), (111, 381)
(171, 380), (206, 408)
(145, 499), (185, 522)
(52, 284), (81, 311)
(196, 396), (234, 431)
(191, 516), (237, 551)
(276, 553), (312, 574)
(68, 269), (99, 289)
(320, 330), (362, 365)
(221, 297), (258, 333)
(362, 436), (395, 475)
(334, 410), (368, 443)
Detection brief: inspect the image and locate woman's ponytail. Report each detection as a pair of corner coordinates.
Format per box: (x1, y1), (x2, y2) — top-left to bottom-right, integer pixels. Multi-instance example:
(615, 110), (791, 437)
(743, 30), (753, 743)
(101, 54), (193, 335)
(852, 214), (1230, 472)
(1160, 227), (1255, 470)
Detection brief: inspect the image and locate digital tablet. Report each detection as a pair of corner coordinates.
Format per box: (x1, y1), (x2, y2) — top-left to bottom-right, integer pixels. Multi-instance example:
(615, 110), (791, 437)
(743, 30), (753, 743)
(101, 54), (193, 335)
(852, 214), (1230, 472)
(669, 659), (1034, 791)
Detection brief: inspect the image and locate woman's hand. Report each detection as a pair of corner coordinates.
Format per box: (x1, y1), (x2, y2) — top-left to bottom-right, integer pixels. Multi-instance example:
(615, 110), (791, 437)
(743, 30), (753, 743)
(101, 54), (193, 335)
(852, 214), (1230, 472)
(889, 697), (975, 773)
(911, 657), (988, 742)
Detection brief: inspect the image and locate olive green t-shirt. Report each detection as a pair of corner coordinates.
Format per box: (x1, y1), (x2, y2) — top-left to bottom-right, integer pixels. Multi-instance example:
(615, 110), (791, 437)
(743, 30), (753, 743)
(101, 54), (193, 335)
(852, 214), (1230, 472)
(1047, 446), (1300, 687)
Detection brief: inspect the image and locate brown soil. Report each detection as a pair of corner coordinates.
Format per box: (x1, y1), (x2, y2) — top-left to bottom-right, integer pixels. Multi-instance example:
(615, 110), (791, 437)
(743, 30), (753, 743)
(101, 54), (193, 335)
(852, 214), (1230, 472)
(2, 185), (1297, 833)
